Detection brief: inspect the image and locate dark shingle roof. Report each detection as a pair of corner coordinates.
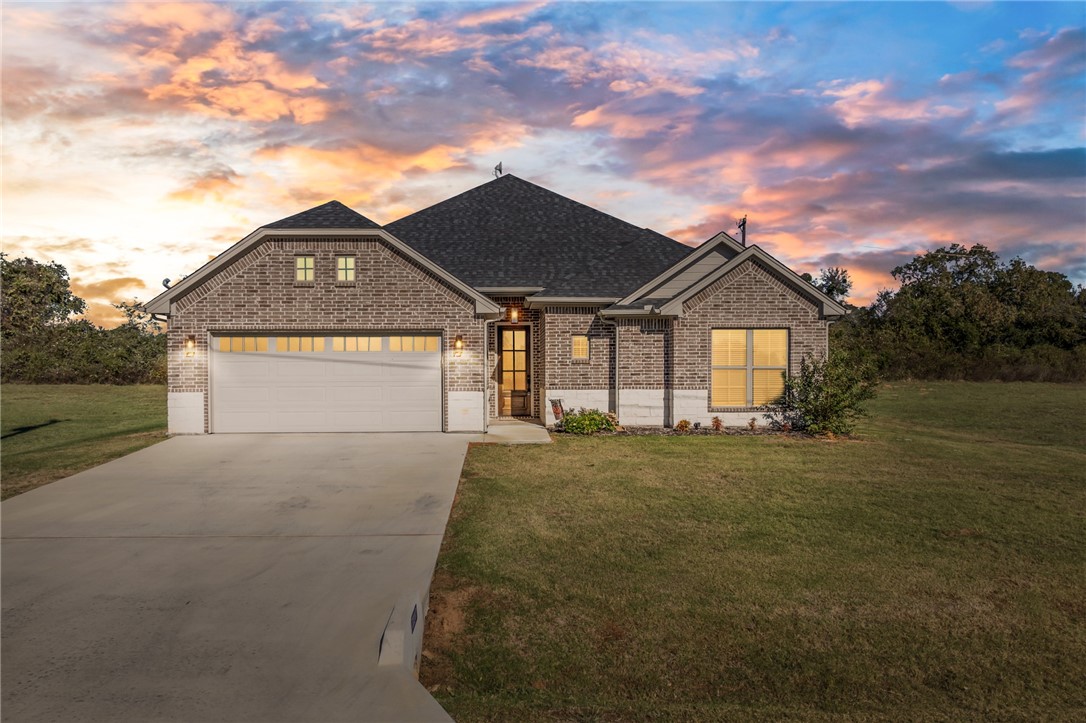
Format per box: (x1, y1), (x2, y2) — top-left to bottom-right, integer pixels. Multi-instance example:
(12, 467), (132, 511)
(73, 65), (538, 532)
(264, 200), (382, 230)
(385, 175), (692, 297)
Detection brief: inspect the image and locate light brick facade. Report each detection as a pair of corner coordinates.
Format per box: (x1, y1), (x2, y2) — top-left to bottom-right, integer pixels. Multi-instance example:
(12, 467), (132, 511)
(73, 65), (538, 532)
(535, 259), (830, 427)
(167, 236), (486, 432)
(673, 260), (826, 397)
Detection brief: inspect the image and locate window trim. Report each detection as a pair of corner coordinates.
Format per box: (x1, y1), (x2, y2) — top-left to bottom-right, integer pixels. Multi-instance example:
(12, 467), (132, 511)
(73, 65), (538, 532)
(710, 328), (789, 409)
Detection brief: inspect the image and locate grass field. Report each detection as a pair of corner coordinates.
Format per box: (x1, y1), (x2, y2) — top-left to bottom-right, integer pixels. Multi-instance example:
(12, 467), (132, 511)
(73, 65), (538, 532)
(1, 384), (167, 499)
(423, 382), (1086, 721)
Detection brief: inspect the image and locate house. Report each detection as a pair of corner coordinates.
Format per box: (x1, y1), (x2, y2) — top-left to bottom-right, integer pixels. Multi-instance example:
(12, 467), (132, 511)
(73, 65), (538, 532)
(145, 174), (846, 434)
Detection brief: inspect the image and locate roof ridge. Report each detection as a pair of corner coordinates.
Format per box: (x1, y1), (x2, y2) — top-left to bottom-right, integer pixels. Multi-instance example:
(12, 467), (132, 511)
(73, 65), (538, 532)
(264, 199), (382, 230)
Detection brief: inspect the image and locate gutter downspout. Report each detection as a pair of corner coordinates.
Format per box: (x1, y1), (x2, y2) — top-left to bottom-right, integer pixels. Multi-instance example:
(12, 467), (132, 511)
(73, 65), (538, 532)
(599, 315), (620, 421)
(482, 312), (504, 434)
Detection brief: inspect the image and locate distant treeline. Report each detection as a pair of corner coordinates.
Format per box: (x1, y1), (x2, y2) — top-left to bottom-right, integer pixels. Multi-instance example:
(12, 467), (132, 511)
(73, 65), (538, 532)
(827, 244), (1086, 382)
(1, 256), (166, 384)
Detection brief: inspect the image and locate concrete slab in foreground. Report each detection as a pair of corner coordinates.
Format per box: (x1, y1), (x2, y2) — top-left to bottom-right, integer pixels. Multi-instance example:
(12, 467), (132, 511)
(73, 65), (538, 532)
(2, 433), (470, 722)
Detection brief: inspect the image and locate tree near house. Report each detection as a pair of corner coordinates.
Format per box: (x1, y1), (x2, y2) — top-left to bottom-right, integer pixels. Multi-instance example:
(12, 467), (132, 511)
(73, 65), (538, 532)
(1, 254), (86, 334)
(1, 255), (166, 384)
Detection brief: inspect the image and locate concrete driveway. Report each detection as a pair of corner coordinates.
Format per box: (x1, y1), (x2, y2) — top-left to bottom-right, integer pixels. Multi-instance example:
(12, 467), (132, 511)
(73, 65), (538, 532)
(1, 433), (476, 722)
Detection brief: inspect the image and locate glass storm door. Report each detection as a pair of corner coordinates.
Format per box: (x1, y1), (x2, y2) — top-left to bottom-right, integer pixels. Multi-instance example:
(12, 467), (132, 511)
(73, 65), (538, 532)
(499, 327), (530, 416)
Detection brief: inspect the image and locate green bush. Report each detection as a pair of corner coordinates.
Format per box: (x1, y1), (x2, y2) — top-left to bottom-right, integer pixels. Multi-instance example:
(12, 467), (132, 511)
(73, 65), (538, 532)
(562, 408), (617, 435)
(771, 353), (879, 435)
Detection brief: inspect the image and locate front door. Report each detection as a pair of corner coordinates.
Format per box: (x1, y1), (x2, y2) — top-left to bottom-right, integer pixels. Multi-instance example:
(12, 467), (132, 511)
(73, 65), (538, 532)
(499, 327), (530, 416)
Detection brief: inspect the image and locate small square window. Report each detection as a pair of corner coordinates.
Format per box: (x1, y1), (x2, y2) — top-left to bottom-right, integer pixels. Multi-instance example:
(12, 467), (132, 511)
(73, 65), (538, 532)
(571, 335), (589, 360)
(295, 256), (314, 282)
(336, 256), (355, 282)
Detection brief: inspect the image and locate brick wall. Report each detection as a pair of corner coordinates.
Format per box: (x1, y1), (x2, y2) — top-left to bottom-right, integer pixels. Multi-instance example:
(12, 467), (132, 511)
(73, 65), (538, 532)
(167, 236), (486, 432)
(542, 307), (612, 389)
(616, 318), (670, 389)
(673, 259), (828, 396)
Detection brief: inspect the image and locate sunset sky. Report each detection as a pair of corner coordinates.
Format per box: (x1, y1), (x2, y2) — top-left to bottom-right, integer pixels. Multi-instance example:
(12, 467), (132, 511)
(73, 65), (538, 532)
(3, 1), (1083, 327)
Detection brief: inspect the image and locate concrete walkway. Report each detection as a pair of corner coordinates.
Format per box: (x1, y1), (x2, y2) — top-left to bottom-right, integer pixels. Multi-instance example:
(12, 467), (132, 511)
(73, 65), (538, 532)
(2, 434), (472, 722)
(483, 419), (553, 444)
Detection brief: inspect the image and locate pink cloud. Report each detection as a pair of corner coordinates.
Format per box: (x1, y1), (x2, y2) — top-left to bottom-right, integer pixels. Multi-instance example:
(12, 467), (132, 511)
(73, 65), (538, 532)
(822, 78), (968, 127)
(456, 1), (549, 28)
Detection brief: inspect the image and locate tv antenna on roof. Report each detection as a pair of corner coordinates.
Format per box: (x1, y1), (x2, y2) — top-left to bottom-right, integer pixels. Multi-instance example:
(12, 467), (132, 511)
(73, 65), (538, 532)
(736, 214), (747, 247)
(494, 162), (503, 178)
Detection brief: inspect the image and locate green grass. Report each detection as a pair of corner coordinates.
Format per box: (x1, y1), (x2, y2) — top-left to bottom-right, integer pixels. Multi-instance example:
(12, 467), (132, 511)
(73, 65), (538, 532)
(423, 382), (1086, 721)
(1, 384), (167, 499)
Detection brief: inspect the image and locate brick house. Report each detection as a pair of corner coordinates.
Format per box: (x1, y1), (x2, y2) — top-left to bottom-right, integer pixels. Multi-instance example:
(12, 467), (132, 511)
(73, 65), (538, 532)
(146, 174), (845, 434)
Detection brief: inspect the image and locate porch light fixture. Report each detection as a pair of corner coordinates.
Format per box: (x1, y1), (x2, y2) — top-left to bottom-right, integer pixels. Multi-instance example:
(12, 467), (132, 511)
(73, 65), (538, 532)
(508, 307), (519, 324)
(453, 335), (464, 356)
(184, 335), (196, 357)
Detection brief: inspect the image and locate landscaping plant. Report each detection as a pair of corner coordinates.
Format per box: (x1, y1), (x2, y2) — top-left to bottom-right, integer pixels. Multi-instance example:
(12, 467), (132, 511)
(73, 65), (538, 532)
(561, 408), (617, 435)
(772, 352), (879, 435)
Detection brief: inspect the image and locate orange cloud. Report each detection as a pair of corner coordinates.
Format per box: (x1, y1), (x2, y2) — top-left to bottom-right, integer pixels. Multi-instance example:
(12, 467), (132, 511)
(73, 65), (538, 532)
(113, 4), (330, 124)
(167, 169), (239, 203)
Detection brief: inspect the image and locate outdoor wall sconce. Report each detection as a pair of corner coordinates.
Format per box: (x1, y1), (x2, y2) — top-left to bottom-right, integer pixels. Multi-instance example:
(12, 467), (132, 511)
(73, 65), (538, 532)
(453, 334), (464, 357)
(508, 307), (519, 324)
(184, 335), (196, 357)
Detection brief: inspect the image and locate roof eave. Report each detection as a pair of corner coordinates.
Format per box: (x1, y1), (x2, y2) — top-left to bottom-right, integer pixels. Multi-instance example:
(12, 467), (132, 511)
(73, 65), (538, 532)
(613, 232), (742, 307)
(523, 296), (618, 309)
(657, 245), (848, 320)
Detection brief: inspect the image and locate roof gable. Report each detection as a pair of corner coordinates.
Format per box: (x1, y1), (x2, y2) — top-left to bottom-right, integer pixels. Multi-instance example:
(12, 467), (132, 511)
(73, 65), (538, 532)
(656, 245), (847, 318)
(385, 174), (692, 297)
(144, 228), (499, 316)
(264, 200), (382, 229)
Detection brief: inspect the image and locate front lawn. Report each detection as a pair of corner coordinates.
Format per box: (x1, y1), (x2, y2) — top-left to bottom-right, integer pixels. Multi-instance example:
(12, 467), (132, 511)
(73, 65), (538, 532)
(1, 384), (167, 499)
(424, 381), (1086, 720)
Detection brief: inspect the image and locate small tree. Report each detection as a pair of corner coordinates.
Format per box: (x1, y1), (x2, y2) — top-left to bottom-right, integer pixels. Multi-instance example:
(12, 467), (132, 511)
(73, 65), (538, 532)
(815, 267), (852, 302)
(771, 353), (879, 435)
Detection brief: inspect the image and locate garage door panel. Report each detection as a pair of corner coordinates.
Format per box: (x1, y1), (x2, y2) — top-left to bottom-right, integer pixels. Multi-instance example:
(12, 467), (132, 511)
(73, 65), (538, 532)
(211, 335), (441, 433)
(273, 359), (327, 378)
(384, 359), (438, 379)
(327, 411), (384, 431)
(276, 386), (325, 403)
(384, 385), (440, 404)
(217, 411), (273, 432)
(217, 387), (271, 404)
(219, 358), (272, 379)
(330, 359), (391, 378)
(381, 410), (441, 432)
(335, 386), (384, 404)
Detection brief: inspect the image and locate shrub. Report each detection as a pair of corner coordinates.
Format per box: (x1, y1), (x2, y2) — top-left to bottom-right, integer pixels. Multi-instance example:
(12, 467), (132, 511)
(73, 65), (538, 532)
(710, 416), (723, 431)
(770, 353), (879, 435)
(562, 408), (617, 435)
(674, 419), (691, 433)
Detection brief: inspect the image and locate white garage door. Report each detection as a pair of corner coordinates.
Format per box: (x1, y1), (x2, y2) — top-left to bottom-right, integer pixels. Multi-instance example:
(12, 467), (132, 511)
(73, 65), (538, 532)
(210, 334), (442, 433)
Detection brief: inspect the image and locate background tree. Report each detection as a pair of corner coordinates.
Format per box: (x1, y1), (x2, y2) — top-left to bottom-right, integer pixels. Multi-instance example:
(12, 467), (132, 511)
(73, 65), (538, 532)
(2, 256), (165, 384)
(831, 244), (1086, 382)
(815, 267), (852, 302)
(1, 255), (86, 334)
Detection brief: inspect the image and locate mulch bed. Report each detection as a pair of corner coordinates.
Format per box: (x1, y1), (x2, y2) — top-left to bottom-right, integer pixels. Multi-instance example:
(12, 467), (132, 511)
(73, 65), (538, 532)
(558, 425), (810, 438)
